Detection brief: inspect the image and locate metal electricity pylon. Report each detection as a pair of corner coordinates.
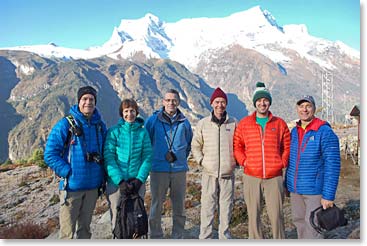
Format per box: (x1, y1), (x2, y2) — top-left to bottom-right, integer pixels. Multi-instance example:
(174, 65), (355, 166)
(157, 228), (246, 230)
(321, 70), (334, 124)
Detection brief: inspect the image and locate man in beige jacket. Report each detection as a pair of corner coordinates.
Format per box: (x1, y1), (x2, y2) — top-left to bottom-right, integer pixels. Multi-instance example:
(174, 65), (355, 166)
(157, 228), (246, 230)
(191, 87), (237, 239)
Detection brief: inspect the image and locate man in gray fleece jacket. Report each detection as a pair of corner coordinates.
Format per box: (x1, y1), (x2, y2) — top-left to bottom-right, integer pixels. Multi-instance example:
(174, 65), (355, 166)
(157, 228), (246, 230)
(191, 87), (237, 239)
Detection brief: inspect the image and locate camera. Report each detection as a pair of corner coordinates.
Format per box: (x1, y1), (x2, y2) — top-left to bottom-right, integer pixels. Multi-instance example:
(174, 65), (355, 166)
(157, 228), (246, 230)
(86, 152), (103, 165)
(165, 150), (177, 163)
(72, 125), (83, 136)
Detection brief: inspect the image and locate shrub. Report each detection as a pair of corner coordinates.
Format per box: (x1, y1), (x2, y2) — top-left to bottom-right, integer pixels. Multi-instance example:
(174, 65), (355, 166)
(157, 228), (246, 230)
(230, 200), (248, 227)
(3, 158), (12, 165)
(0, 222), (50, 239)
(35, 159), (47, 169)
(28, 148), (47, 169)
(49, 194), (60, 206)
(17, 159), (28, 165)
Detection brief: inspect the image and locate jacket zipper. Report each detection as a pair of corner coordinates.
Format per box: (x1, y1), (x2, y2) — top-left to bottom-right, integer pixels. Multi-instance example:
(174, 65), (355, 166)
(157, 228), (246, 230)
(259, 124), (266, 178)
(294, 130), (307, 193)
(128, 126), (132, 163)
(217, 123), (221, 178)
(169, 121), (173, 173)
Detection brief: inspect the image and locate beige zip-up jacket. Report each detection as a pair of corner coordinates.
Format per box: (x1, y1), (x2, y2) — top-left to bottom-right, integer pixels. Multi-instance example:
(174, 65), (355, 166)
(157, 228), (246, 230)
(191, 114), (237, 178)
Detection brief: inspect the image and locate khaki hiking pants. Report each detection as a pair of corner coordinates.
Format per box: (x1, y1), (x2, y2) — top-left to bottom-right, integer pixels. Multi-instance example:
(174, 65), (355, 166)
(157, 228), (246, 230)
(199, 173), (234, 239)
(59, 189), (98, 239)
(290, 193), (323, 239)
(243, 174), (285, 239)
(149, 171), (187, 239)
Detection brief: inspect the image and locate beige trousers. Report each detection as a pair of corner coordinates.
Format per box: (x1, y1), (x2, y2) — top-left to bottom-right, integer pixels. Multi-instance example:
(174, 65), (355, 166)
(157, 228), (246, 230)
(290, 193), (323, 239)
(243, 174), (285, 239)
(59, 189), (98, 239)
(199, 173), (234, 239)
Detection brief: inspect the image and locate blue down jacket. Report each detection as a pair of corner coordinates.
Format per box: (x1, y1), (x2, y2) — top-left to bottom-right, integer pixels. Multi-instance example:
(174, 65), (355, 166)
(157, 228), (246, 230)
(44, 105), (107, 191)
(286, 118), (340, 200)
(144, 107), (193, 172)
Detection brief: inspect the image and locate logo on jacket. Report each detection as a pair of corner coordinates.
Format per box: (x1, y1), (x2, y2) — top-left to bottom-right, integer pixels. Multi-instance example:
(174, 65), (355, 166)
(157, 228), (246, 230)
(309, 136), (315, 141)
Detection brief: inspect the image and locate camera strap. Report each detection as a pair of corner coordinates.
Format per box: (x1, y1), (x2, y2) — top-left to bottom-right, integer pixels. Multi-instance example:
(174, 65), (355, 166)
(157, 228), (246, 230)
(161, 121), (179, 150)
(95, 123), (102, 154)
(63, 115), (103, 156)
(62, 115), (81, 158)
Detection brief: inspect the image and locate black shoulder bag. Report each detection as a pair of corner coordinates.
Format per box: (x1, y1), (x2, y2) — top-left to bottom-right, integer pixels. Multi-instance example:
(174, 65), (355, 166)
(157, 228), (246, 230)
(309, 205), (348, 233)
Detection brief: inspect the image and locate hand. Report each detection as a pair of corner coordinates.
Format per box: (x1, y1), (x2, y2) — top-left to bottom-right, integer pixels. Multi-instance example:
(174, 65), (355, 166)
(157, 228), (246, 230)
(128, 178), (143, 193)
(321, 198), (334, 209)
(119, 180), (128, 193)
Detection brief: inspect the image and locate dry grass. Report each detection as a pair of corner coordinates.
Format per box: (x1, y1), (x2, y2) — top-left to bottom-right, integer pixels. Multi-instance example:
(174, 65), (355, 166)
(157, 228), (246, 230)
(0, 222), (50, 239)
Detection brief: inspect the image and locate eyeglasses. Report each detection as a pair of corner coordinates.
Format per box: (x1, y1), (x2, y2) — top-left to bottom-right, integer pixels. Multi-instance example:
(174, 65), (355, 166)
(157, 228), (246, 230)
(164, 99), (178, 104)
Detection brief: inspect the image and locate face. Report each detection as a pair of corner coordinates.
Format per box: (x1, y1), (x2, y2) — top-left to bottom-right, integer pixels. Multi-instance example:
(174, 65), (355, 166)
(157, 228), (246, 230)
(163, 92), (179, 116)
(255, 98), (270, 116)
(211, 97), (227, 117)
(122, 106), (137, 123)
(297, 101), (315, 123)
(78, 94), (96, 117)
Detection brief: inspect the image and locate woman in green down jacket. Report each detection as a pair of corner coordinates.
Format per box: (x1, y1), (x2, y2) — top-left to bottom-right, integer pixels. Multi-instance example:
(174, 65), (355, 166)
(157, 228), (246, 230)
(104, 98), (152, 232)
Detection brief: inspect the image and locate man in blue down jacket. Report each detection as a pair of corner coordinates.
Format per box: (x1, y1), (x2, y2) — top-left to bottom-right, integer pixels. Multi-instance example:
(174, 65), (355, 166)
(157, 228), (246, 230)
(285, 95), (341, 239)
(44, 86), (107, 239)
(145, 89), (193, 239)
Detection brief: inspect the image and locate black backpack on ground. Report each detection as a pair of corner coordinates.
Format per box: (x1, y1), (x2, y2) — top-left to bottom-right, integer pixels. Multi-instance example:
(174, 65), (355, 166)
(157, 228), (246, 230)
(113, 193), (148, 239)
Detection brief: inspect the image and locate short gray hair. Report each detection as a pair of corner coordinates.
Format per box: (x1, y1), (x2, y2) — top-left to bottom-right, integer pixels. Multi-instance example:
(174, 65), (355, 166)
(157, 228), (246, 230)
(164, 89), (180, 101)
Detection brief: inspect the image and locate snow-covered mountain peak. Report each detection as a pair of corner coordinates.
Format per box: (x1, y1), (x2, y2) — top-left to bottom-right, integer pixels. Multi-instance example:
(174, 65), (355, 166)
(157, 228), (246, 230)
(1, 6), (359, 71)
(227, 6), (283, 32)
(283, 24), (309, 36)
(116, 13), (163, 39)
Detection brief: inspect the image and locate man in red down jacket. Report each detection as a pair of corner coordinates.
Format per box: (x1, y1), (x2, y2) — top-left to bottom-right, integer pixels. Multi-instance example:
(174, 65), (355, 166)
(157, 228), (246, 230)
(233, 81), (290, 239)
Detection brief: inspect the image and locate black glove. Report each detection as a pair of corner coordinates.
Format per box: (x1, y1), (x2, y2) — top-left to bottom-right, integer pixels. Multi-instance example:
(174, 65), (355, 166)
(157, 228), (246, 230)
(128, 178), (143, 193)
(119, 180), (130, 195)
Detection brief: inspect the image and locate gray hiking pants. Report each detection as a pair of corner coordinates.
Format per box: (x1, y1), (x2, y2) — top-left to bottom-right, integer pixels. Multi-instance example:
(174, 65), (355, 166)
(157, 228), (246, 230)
(149, 171), (187, 239)
(59, 189), (98, 239)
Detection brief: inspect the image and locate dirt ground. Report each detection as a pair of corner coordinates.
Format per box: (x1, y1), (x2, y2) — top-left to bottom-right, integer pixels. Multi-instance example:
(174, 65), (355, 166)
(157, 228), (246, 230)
(181, 153), (361, 239)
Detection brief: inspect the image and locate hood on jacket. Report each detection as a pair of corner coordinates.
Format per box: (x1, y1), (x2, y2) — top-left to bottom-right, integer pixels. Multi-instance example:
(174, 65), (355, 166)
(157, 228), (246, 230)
(69, 104), (103, 124)
(296, 117), (327, 132)
(155, 107), (187, 124)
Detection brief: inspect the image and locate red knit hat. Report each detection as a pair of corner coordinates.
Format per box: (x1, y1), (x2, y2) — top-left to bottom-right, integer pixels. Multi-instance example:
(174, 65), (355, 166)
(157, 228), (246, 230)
(210, 87), (227, 104)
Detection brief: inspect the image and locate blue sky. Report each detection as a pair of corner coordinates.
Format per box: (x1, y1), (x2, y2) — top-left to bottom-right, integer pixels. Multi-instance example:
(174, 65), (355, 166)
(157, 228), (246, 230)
(0, 0), (360, 51)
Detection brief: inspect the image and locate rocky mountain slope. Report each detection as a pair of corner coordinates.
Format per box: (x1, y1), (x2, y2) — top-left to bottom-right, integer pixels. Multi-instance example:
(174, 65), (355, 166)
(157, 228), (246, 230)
(194, 44), (360, 121)
(0, 50), (247, 162)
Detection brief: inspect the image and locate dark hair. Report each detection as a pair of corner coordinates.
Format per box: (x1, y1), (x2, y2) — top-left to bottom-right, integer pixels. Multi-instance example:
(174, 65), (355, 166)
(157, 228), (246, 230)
(119, 99), (139, 118)
(164, 89), (180, 101)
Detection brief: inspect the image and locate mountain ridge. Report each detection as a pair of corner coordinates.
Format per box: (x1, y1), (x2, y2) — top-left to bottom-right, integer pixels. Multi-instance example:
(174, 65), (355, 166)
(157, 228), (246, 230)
(0, 6), (359, 69)
(0, 6), (360, 162)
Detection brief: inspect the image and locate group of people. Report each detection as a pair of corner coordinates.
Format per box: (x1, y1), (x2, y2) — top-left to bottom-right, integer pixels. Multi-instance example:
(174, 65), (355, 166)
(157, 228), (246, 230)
(44, 82), (341, 240)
